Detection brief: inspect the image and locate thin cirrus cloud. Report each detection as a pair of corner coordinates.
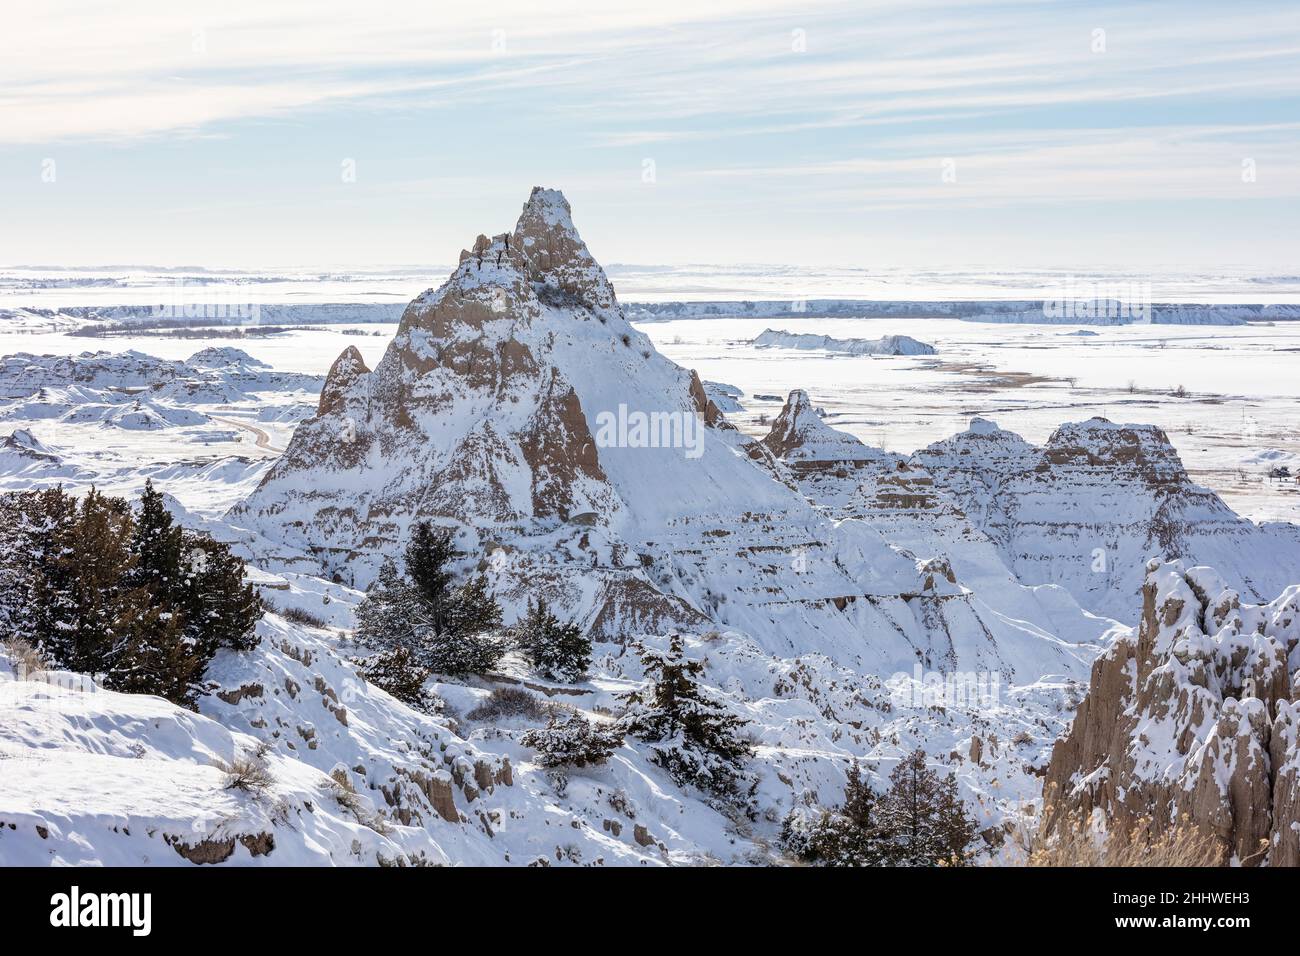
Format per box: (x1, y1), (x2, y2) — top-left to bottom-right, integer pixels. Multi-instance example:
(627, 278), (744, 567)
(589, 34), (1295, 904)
(2, 0), (1298, 268)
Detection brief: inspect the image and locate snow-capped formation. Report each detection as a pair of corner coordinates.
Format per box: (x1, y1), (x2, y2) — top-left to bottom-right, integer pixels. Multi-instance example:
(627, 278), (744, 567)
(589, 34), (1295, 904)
(752, 329), (936, 356)
(0, 427), (81, 482)
(910, 417), (1300, 622)
(760, 389), (900, 518)
(0, 350), (186, 399)
(185, 346), (271, 370)
(0, 347), (322, 514)
(764, 390), (872, 462)
(232, 188), (1100, 684)
(0, 348), (320, 404)
(1041, 560), (1300, 866)
(702, 380), (744, 413)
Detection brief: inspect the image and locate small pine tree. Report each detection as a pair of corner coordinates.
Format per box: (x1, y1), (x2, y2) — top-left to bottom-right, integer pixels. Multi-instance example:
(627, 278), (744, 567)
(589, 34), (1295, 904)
(781, 761), (891, 866)
(108, 606), (205, 707)
(129, 480), (183, 594)
(353, 525), (504, 678)
(877, 749), (976, 866)
(618, 635), (755, 800)
(515, 598), (591, 683)
(521, 711), (623, 768)
(404, 521), (456, 624)
(354, 558), (422, 652)
(439, 573), (504, 643)
(176, 536), (262, 657)
(420, 622), (504, 677)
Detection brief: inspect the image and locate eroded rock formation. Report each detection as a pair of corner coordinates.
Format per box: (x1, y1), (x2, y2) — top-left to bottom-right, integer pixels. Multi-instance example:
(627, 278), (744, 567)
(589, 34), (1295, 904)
(1042, 559), (1300, 865)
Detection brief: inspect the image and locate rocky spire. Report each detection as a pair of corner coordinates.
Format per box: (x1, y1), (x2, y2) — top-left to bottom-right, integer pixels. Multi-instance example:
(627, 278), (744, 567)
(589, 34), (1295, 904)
(762, 389), (874, 463)
(512, 187), (621, 323)
(317, 345), (370, 416)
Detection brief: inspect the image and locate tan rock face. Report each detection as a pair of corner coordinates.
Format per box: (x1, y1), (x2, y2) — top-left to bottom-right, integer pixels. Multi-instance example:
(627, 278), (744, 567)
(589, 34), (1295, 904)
(1042, 559), (1300, 865)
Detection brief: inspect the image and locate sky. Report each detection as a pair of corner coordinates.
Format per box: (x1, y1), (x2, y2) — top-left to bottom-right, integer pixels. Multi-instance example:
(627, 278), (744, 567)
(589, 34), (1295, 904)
(2, 0), (1298, 273)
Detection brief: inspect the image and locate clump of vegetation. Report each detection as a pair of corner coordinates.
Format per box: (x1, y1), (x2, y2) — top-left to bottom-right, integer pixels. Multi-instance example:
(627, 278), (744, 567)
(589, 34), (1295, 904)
(782, 751), (977, 867)
(354, 521), (504, 677)
(513, 598), (591, 683)
(219, 741), (275, 795)
(521, 712), (624, 768)
(466, 686), (552, 722)
(355, 645), (442, 715)
(2, 636), (47, 679)
(618, 635), (755, 804)
(1013, 811), (1225, 867)
(0, 481), (262, 707)
(278, 605), (328, 628)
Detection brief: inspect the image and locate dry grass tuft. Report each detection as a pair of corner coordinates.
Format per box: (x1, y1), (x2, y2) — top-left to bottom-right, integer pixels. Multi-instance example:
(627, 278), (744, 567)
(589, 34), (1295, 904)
(1011, 812), (1224, 867)
(218, 741), (275, 795)
(2, 637), (48, 679)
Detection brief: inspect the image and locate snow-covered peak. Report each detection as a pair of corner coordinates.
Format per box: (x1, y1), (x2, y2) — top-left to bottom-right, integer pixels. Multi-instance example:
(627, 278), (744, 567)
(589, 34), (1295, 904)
(1043, 417), (1187, 481)
(518, 186), (576, 232)
(3, 427), (47, 452)
(318, 345), (371, 417)
(762, 389), (876, 463)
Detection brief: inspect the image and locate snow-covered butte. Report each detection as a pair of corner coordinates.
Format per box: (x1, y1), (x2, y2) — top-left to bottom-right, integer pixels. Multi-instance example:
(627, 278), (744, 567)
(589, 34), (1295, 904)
(752, 328), (936, 355)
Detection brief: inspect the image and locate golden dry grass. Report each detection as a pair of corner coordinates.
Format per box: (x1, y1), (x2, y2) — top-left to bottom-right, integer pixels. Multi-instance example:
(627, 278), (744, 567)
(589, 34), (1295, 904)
(1010, 812), (1226, 867)
(2, 636), (48, 678)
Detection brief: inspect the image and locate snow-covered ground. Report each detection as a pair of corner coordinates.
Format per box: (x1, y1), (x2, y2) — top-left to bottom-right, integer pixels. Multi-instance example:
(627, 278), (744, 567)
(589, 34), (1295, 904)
(6, 265), (1300, 307)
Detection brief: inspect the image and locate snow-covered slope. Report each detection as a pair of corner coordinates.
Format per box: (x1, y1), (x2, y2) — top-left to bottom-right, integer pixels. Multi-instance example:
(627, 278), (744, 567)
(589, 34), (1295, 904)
(0, 590), (1089, 866)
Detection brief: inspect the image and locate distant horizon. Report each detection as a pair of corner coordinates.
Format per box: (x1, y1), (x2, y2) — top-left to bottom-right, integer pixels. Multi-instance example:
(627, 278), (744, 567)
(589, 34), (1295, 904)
(3, 261), (1300, 308)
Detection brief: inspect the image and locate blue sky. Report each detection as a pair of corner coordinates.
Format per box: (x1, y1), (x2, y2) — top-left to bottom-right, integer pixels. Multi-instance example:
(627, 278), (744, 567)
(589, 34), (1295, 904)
(2, 0), (1298, 271)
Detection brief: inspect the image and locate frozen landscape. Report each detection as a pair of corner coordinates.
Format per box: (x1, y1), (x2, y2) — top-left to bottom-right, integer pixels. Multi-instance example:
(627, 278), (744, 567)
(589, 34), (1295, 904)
(2, 188), (1298, 867)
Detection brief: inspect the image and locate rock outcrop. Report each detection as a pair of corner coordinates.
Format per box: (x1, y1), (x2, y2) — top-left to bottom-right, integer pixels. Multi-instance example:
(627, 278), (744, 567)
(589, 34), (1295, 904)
(911, 417), (1300, 622)
(760, 390), (898, 517)
(1042, 559), (1300, 865)
(752, 329), (936, 355)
